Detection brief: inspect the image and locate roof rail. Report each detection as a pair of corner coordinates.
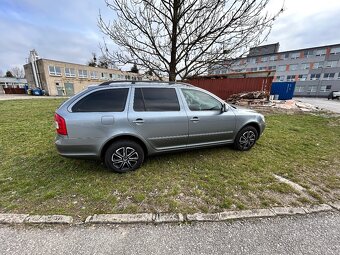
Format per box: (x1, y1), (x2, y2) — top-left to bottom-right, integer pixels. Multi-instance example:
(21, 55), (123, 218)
(98, 80), (193, 86)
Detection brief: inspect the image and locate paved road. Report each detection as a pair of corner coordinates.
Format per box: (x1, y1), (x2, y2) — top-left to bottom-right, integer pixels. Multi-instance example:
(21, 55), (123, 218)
(1, 212), (339, 255)
(295, 97), (340, 113)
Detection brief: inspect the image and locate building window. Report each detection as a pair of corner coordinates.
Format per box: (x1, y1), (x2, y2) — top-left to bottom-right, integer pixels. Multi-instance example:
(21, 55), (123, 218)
(295, 85), (304, 92)
(298, 74), (308, 81)
(281, 53), (289, 60)
(90, 71), (98, 79)
(330, 47), (340, 55)
(275, 76), (285, 82)
(313, 62), (323, 69)
(278, 65), (286, 72)
(268, 66), (276, 70)
(290, 64), (298, 71)
(290, 52), (300, 59)
(310, 74), (321, 80)
(286, 75), (296, 81)
(101, 72), (109, 80)
(304, 50), (314, 58)
(261, 56), (268, 62)
(48, 66), (62, 76)
(65, 68), (76, 77)
(320, 85), (332, 92)
(315, 49), (326, 56)
(307, 85), (317, 92)
(249, 67), (257, 72)
(78, 70), (88, 78)
(269, 55), (277, 61)
(258, 66), (267, 71)
(322, 73), (335, 80)
(324, 61), (338, 68)
(247, 58), (256, 64)
(301, 63), (309, 70)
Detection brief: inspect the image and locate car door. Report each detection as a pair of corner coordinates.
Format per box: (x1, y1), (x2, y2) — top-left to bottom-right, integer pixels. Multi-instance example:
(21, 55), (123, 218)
(180, 88), (236, 147)
(128, 87), (188, 151)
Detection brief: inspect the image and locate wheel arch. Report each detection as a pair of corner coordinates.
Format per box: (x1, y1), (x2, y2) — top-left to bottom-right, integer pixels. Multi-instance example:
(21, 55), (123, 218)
(239, 122), (261, 138)
(100, 135), (148, 160)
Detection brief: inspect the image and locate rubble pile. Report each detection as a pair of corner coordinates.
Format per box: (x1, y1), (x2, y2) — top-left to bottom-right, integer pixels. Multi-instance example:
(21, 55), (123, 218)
(226, 91), (268, 105)
(227, 92), (322, 112)
(273, 100), (320, 112)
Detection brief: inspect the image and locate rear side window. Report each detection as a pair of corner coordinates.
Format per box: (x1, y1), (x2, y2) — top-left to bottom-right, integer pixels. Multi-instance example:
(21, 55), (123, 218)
(72, 88), (129, 112)
(134, 88), (180, 111)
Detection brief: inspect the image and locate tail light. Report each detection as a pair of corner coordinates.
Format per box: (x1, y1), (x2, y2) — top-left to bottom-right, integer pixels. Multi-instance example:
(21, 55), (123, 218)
(55, 113), (68, 135)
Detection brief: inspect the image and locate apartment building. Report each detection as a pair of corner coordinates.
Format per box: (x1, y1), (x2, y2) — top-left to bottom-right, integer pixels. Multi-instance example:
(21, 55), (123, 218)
(209, 43), (340, 97)
(23, 50), (142, 96)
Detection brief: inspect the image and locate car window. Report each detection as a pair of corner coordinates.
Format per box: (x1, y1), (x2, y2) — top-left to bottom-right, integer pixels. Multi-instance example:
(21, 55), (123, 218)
(72, 88), (129, 112)
(181, 89), (221, 111)
(134, 88), (180, 111)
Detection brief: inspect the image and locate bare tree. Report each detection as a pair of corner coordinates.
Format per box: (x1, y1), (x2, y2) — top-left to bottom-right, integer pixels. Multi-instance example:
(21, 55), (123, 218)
(11, 66), (25, 78)
(99, 0), (283, 81)
(88, 53), (97, 67)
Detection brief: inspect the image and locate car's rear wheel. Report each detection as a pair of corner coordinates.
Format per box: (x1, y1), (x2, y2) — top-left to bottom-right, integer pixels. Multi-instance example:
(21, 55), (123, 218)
(105, 140), (144, 173)
(234, 126), (258, 151)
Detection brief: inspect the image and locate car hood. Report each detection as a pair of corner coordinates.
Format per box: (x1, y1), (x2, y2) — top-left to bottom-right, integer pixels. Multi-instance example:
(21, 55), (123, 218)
(229, 105), (258, 114)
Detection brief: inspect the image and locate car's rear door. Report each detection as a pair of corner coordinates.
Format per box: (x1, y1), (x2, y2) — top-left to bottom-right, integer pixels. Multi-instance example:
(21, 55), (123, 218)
(128, 87), (188, 151)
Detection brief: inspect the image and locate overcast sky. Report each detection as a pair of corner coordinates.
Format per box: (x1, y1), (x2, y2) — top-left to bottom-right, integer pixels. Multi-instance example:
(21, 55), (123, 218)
(1, 0), (340, 74)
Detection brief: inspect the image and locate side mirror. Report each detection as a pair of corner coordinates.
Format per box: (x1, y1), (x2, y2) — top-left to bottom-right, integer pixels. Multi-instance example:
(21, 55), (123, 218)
(221, 103), (228, 113)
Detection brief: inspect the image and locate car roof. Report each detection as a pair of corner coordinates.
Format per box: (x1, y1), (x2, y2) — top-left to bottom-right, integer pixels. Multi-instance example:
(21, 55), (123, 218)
(95, 80), (194, 89)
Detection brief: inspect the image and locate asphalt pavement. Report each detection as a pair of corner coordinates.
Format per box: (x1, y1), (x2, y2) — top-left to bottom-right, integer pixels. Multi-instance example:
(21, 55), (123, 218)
(295, 97), (340, 113)
(1, 211), (339, 255)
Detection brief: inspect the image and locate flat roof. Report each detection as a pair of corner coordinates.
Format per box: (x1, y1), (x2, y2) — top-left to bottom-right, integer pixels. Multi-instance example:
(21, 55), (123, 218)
(230, 42), (340, 60)
(24, 58), (141, 75)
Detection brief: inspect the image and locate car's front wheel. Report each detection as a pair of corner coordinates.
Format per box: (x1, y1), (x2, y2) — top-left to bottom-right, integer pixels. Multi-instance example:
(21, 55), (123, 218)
(105, 140), (144, 173)
(234, 126), (258, 151)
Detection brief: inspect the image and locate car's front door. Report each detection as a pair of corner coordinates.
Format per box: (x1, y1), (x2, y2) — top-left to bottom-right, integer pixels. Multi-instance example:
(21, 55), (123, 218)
(128, 87), (188, 151)
(180, 88), (236, 147)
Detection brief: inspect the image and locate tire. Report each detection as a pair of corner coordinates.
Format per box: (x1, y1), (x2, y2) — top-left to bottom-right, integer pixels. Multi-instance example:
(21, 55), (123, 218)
(234, 126), (258, 151)
(104, 140), (144, 173)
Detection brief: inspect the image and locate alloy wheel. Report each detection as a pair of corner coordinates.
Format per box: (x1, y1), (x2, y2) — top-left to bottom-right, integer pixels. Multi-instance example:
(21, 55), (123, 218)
(111, 146), (139, 171)
(238, 131), (256, 150)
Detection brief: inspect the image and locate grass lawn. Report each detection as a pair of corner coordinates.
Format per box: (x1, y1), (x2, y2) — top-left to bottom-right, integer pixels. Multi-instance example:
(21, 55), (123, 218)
(0, 99), (339, 219)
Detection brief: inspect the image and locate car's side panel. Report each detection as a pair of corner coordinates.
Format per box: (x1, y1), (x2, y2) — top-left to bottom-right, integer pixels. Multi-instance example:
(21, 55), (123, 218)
(127, 87), (189, 151)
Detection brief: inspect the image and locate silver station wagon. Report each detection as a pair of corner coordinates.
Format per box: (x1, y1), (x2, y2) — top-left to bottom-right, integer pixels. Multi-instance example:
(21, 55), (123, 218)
(55, 81), (265, 173)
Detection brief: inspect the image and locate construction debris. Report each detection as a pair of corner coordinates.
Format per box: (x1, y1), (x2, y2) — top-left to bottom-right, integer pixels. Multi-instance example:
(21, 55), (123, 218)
(271, 100), (321, 112)
(227, 91), (268, 102)
(227, 92), (322, 112)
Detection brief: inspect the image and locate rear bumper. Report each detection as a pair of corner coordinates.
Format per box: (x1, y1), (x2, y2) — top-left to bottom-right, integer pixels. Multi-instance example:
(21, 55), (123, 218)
(55, 135), (100, 159)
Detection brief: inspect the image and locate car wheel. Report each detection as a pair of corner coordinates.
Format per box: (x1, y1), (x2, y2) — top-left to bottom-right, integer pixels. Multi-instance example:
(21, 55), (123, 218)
(105, 140), (144, 173)
(234, 126), (258, 151)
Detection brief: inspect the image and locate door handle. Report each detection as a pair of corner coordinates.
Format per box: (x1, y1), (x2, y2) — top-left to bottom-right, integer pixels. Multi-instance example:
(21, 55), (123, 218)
(190, 117), (199, 122)
(133, 118), (144, 124)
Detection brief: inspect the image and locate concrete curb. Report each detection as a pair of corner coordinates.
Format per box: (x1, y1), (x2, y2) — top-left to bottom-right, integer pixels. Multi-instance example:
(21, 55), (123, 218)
(0, 203), (339, 225)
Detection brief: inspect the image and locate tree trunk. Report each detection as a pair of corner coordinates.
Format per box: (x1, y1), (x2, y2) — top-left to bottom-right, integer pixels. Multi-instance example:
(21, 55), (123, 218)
(169, 0), (179, 81)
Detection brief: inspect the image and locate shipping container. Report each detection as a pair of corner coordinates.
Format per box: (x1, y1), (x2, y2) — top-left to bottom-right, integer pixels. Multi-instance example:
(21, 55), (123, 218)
(270, 82), (296, 100)
(185, 74), (273, 100)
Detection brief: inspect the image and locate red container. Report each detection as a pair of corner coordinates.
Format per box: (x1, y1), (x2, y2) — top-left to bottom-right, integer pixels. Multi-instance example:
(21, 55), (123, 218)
(186, 76), (273, 100)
